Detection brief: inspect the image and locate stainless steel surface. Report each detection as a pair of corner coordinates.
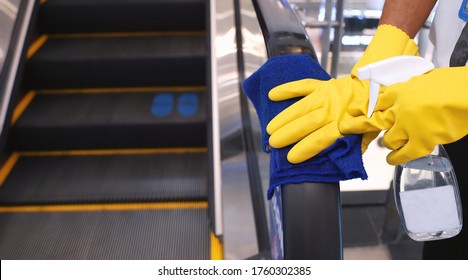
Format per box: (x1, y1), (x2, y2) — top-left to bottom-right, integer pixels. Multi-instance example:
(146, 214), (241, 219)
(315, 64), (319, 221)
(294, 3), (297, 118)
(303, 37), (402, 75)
(0, 0), (20, 75)
(330, 0), (344, 77)
(319, 0), (333, 69)
(302, 20), (340, 28)
(209, 0), (224, 238)
(213, 0), (268, 259)
(290, 0), (345, 77)
(240, 0), (269, 200)
(0, 0), (32, 139)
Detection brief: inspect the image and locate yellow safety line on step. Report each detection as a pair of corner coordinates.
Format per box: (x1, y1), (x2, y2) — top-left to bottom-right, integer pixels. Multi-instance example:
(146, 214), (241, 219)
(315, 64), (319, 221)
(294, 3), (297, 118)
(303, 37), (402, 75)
(11, 91), (36, 125)
(49, 31), (205, 39)
(0, 201), (208, 213)
(210, 232), (224, 260)
(27, 35), (48, 59)
(19, 147), (207, 157)
(37, 86), (206, 94)
(0, 153), (20, 187)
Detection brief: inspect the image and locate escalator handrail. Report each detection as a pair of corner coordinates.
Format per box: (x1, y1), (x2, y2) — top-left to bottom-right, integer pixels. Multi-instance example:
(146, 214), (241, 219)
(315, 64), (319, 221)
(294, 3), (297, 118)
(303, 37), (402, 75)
(251, 0), (318, 59)
(0, 0), (34, 141)
(250, 0), (343, 259)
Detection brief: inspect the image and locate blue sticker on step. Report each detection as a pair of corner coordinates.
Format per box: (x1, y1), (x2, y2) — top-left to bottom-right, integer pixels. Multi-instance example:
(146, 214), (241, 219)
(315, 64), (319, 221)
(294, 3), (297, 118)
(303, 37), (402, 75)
(177, 92), (199, 117)
(152, 93), (174, 117)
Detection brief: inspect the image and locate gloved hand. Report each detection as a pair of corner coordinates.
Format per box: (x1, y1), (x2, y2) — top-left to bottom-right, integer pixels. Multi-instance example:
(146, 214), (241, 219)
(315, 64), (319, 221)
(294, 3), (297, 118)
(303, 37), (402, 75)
(340, 66), (468, 165)
(266, 24), (419, 164)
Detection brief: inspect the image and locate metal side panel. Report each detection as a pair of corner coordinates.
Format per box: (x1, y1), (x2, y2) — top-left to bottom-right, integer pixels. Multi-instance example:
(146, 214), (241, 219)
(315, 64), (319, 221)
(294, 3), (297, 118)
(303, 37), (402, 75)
(0, 0), (20, 75)
(211, 0), (270, 259)
(0, 208), (210, 259)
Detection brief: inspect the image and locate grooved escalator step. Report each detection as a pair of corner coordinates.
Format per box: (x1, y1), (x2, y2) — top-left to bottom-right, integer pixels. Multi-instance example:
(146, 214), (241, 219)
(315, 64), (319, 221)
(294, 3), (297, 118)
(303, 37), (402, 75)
(39, 0), (206, 34)
(0, 208), (210, 259)
(11, 91), (206, 150)
(0, 152), (207, 205)
(26, 35), (206, 89)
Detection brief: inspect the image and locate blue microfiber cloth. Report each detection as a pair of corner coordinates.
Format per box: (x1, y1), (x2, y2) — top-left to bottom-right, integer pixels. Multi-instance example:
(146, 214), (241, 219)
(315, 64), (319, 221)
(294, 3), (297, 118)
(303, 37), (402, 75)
(243, 54), (367, 199)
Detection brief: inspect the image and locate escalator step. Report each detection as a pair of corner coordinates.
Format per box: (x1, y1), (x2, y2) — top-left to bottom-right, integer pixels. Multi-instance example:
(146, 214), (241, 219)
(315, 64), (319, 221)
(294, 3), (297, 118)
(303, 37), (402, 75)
(11, 91), (206, 150)
(40, 0), (206, 34)
(0, 208), (210, 259)
(26, 35), (206, 89)
(0, 152), (207, 205)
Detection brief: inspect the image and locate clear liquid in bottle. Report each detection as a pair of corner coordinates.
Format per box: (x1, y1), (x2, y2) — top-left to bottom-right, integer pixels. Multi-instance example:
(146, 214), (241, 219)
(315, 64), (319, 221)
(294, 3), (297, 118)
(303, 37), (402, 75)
(393, 145), (463, 241)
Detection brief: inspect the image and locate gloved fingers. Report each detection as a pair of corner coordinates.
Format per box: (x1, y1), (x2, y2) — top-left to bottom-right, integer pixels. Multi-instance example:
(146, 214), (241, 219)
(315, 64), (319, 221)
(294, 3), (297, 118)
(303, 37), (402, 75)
(348, 94), (395, 117)
(347, 87), (396, 117)
(361, 131), (380, 154)
(268, 78), (327, 101)
(386, 140), (435, 166)
(269, 108), (330, 148)
(339, 111), (392, 135)
(287, 123), (342, 164)
(346, 84), (374, 116)
(266, 93), (325, 135)
(373, 89), (397, 111)
(381, 125), (409, 151)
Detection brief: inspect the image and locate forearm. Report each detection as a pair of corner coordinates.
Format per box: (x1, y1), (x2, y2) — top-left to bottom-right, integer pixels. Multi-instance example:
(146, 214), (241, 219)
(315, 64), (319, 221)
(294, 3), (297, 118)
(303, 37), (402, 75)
(379, 0), (437, 38)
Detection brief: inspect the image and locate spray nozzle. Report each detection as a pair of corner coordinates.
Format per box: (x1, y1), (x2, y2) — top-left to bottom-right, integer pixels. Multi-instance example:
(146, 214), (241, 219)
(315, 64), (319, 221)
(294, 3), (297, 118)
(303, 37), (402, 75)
(356, 56), (435, 118)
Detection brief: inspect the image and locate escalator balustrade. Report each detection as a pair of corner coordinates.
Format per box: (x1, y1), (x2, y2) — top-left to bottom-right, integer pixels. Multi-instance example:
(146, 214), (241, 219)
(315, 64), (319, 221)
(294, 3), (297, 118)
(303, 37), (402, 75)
(0, 0), (220, 259)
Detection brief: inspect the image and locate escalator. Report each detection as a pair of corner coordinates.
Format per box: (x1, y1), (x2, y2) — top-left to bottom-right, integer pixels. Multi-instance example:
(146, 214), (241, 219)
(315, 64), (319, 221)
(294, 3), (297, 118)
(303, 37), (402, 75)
(0, 0), (222, 259)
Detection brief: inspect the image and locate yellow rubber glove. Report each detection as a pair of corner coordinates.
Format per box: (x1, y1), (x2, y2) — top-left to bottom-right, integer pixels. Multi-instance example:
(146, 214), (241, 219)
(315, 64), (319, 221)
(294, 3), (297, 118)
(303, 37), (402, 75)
(340, 66), (468, 165)
(266, 24), (418, 164)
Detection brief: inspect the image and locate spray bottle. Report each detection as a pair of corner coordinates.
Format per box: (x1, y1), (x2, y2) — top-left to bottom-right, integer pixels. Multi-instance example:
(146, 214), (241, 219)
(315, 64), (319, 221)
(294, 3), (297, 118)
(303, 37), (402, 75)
(357, 56), (463, 241)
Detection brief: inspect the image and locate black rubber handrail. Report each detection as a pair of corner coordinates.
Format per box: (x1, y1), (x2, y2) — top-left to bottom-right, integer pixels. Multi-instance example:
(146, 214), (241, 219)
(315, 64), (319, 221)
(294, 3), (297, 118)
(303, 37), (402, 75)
(250, 0), (343, 260)
(251, 0), (317, 59)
